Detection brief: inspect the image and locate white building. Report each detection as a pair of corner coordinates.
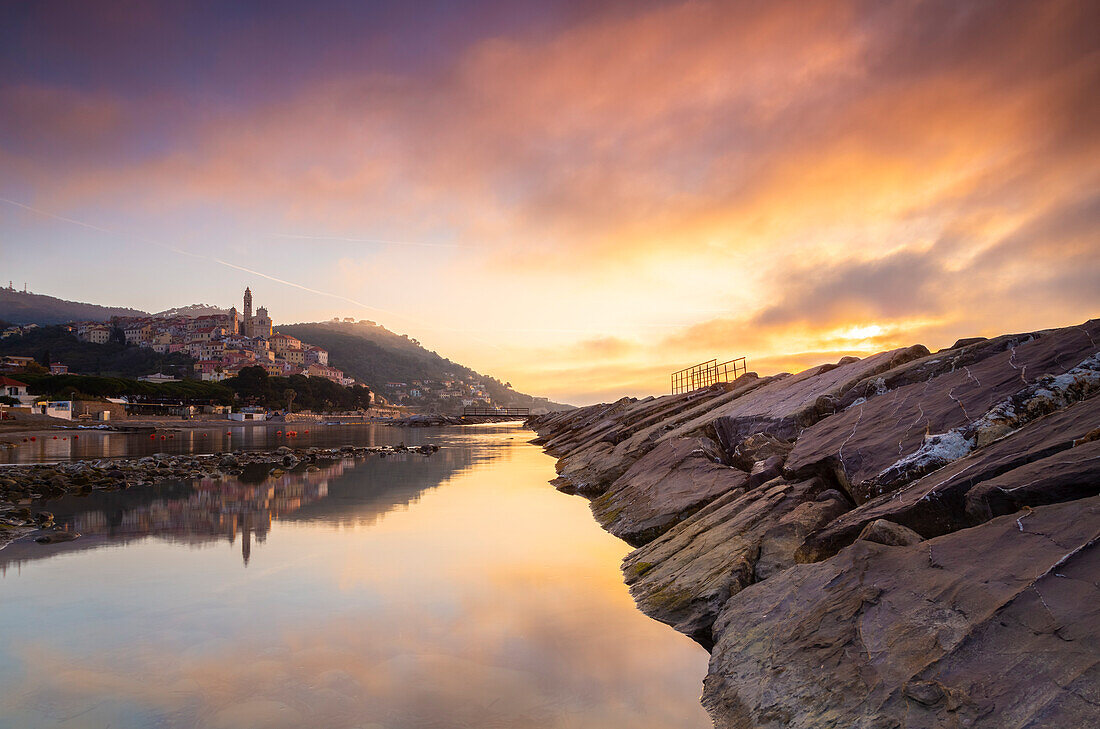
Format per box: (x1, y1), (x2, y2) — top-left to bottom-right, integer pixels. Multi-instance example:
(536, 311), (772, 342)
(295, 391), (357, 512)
(37, 401), (73, 420)
(0, 376), (35, 407)
(229, 407), (267, 421)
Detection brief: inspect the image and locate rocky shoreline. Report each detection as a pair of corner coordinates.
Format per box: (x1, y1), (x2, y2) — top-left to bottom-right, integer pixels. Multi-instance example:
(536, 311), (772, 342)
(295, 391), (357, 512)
(0, 443), (439, 548)
(528, 318), (1100, 728)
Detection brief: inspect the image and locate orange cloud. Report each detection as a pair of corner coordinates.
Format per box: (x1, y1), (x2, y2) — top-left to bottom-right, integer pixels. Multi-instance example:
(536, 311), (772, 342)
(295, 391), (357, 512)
(2, 0), (1097, 403)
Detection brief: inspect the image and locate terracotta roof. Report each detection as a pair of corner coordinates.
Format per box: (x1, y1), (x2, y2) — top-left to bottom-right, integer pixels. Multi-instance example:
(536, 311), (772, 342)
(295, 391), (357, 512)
(0, 376), (29, 387)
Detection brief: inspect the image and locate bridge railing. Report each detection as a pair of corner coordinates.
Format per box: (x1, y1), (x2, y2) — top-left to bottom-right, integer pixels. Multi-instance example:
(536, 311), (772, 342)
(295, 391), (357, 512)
(671, 357), (746, 394)
(462, 407), (531, 417)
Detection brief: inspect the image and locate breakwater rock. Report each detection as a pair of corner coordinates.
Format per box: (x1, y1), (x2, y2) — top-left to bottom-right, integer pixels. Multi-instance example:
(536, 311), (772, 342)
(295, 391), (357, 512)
(0, 443), (439, 548)
(529, 318), (1100, 728)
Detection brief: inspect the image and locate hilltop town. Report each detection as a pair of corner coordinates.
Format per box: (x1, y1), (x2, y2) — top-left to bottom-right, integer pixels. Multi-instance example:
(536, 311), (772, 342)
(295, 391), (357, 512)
(69, 287), (352, 386)
(0, 286), (566, 415)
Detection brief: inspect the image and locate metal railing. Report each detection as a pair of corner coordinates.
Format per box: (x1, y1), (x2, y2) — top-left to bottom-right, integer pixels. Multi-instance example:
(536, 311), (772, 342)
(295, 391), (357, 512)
(462, 407), (531, 417)
(671, 357), (747, 395)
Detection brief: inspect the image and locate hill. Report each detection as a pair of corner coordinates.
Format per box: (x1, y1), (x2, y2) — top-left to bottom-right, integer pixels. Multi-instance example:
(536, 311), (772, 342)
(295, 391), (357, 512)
(0, 288), (571, 411)
(278, 320), (571, 411)
(0, 288), (147, 325)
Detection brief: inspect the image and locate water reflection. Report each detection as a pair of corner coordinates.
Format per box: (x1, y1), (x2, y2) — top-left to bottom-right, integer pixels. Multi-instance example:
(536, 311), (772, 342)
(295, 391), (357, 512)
(1, 423), (448, 465)
(2, 443), (499, 572)
(0, 425), (710, 728)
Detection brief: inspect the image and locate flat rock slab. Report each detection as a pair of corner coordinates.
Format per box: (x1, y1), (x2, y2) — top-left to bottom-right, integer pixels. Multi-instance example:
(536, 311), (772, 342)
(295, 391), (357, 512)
(703, 496), (1100, 729)
(662, 348), (927, 452)
(623, 477), (838, 647)
(785, 321), (1100, 502)
(543, 388), (739, 494)
(593, 436), (749, 546)
(799, 395), (1100, 560)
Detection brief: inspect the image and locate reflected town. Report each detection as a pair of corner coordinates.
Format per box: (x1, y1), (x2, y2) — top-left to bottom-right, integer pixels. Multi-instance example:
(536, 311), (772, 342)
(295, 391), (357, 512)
(0, 425), (712, 728)
(1, 430), (501, 571)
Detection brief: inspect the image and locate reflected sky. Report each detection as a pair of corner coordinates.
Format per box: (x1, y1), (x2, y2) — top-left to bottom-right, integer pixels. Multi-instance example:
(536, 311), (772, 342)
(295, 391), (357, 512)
(0, 424), (710, 728)
(1, 422), (457, 465)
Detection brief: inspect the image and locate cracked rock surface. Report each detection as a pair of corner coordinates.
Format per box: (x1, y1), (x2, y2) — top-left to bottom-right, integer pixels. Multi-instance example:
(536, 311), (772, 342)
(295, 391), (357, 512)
(528, 318), (1100, 727)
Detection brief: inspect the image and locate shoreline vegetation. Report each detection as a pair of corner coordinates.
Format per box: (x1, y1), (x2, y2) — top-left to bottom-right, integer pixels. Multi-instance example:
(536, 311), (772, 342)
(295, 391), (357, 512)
(13, 364), (373, 412)
(528, 318), (1100, 728)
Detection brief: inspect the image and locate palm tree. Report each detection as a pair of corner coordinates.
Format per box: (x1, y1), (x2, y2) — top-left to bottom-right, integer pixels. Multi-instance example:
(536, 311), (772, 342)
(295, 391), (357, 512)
(284, 388), (297, 414)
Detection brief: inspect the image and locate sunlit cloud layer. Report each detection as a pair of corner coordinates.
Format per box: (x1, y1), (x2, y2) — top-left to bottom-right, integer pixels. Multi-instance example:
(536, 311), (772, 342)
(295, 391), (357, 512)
(2, 0), (1097, 404)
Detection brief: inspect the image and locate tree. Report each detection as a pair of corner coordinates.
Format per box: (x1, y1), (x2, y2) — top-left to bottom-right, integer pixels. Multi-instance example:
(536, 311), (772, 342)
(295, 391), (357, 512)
(284, 388), (296, 413)
(232, 365), (270, 402)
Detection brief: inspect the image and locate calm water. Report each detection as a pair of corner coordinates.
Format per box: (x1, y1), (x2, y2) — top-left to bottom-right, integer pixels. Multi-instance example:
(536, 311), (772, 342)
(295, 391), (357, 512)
(0, 424), (710, 729)
(1, 423), (444, 465)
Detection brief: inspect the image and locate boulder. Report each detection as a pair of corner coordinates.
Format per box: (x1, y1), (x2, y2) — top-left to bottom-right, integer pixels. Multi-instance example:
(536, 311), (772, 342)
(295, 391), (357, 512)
(704, 347), (929, 453)
(797, 396), (1100, 562)
(623, 477), (833, 647)
(856, 519), (923, 546)
(754, 490), (850, 582)
(527, 318), (1100, 729)
(785, 320), (1100, 502)
(748, 455), (784, 489)
(546, 387), (746, 495)
(730, 433), (793, 470)
(702, 497), (1100, 729)
(592, 436), (748, 546)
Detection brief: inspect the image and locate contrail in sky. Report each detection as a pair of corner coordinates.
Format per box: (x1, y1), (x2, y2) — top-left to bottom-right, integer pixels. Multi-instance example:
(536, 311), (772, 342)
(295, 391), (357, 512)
(0, 196), (509, 350)
(274, 233), (463, 249)
(1, 197), (118, 236)
(0, 196), (400, 318)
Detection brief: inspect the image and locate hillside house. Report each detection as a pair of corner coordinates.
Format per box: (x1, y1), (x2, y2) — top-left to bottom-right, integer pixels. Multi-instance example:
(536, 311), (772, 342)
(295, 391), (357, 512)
(0, 376), (33, 406)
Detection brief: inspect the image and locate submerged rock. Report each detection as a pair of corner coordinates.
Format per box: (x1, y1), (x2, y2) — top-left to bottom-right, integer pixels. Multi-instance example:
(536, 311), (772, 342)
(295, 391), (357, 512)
(34, 530), (80, 544)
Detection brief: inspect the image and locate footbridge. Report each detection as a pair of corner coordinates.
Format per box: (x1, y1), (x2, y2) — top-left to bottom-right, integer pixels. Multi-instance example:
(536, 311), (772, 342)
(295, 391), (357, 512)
(462, 406), (530, 419)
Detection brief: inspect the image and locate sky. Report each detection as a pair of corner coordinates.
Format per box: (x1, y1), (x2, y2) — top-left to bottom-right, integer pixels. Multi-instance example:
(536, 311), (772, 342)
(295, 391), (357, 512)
(1, 0), (1098, 405)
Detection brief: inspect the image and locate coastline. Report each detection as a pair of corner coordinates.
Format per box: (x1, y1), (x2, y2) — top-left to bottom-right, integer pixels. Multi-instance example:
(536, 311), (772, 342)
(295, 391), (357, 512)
(529, 318), (1100, 728)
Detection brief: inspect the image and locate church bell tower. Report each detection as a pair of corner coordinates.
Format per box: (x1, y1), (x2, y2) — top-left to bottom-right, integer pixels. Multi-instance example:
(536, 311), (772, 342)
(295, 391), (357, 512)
(243, 287), (253, 337)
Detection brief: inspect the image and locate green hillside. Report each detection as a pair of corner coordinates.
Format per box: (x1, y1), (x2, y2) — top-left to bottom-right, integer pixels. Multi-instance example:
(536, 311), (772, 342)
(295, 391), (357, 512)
(278, 320), (571, 411)
(0, 290), (572, 412)
(0, 288), (148, 325)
